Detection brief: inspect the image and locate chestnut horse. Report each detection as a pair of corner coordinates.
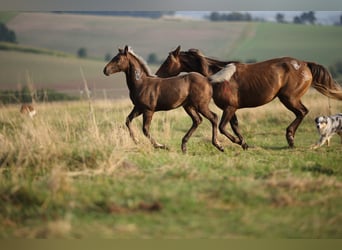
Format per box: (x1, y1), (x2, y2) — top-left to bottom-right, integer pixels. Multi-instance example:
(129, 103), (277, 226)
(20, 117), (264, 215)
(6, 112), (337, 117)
(156, 46), (342, 149)
(103, 46), (224, 153)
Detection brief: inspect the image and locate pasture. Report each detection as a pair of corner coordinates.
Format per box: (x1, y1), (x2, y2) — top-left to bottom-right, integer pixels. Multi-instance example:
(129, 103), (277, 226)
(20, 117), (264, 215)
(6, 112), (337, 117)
(0, 91), (341, 238)
(229, 22), (342, 67)
(6, 12), (342, 67)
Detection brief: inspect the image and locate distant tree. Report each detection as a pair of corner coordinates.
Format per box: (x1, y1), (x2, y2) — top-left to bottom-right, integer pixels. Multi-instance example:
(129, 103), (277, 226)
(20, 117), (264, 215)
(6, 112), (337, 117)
(275, 13), (285, 23)
(293, 16), (303, 24)
(0, 23), (17, 43)
(147, 53), (159, 64)
(302, 11), (316, 24)
(104, 53), (112, 61)
(293, 11), (316, 25)
(340, 14), (342, 25)
(209, 12), (252, 22)
(209, 12), (221, 22)
(77, 47), (87, 58)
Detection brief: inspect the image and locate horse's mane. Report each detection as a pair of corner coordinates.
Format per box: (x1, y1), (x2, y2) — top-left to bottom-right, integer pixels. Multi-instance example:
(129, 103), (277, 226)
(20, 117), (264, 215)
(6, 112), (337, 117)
(185, 49), (239, 72)
(127, 47), (155, 77)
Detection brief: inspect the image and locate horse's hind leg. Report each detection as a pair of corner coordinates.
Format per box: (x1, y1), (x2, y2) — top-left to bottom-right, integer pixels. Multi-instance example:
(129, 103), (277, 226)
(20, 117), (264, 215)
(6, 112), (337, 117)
(142, 110), (168, 149)
(126, 106), (142, 144)
(181, 105), (203, 153)
(278, 97), (308, 148)
(197, 106), (224, 152)
(220, 107), (248, 149)
(230, 113), (248, 149)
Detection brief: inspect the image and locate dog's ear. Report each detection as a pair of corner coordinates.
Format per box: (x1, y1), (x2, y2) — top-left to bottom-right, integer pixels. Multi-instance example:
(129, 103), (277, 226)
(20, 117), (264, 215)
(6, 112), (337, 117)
(315, 117), (320, 123)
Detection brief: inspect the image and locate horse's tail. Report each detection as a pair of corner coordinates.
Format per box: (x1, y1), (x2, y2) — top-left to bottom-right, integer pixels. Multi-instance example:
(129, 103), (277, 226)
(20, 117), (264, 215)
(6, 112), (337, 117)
(307, 62), (342, 100)
(209, 63), (236, 84)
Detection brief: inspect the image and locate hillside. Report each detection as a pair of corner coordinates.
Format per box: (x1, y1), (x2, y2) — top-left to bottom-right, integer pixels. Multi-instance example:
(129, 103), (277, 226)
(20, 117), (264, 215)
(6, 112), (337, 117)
(7, 12), (251, 61)
(1, 12), (342, 97)
(230, 22), (342, 67)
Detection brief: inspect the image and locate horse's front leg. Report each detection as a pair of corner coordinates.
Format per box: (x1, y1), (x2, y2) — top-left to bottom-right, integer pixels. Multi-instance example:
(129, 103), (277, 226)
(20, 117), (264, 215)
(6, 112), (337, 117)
(230, 113), (248, 150)
(220, 107), (248, 150)
(142, 110), (168, 149)
(125, 106), (142, 144)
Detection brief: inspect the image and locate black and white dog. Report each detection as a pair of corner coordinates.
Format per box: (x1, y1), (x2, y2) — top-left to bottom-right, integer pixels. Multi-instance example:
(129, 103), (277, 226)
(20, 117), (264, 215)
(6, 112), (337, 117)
(312, 113), (342, 149)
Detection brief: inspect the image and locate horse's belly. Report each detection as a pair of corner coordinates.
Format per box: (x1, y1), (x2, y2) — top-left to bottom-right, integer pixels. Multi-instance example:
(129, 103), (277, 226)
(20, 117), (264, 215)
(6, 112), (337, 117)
(212, 81), (239, 109)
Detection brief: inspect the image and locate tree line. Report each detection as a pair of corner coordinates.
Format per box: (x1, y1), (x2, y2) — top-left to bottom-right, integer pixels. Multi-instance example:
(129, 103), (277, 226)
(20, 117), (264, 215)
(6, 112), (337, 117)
(208, 11), (342, 25)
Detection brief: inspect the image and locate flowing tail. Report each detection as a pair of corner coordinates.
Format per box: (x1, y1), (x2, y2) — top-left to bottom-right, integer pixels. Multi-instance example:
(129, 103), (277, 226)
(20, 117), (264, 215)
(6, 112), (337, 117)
(307, 62), (342, 100)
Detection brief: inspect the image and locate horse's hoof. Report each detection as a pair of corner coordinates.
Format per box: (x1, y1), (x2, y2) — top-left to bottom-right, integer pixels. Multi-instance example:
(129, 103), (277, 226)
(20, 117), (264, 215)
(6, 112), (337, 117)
(181, 144), (187, 153)
(241, 143), (249, 150)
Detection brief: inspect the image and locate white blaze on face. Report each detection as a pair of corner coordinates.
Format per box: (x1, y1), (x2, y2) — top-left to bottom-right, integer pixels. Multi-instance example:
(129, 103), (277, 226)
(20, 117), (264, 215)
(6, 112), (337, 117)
(316, 116), (328, 133)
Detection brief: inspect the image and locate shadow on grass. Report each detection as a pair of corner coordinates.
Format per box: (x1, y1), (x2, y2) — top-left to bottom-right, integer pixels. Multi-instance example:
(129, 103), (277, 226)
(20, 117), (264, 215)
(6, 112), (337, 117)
(301, 165), (335, 176)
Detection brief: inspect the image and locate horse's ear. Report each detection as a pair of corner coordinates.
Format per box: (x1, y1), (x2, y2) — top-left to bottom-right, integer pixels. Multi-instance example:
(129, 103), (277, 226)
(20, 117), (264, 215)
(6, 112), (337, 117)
(118, 48), (123, 53)
(124, 45), (129, 55)
(172, 45), (181, 57)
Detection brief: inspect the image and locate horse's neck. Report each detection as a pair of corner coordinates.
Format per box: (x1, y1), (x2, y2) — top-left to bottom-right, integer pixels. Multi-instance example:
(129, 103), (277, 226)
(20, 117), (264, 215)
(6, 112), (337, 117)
(180, 57), (207, 76)
(124, 63), (147, 92)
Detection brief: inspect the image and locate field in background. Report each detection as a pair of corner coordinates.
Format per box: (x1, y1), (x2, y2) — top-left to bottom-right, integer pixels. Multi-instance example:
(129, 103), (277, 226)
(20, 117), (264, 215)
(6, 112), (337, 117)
(0, 91), (341, 238)
(7, 12), (250, 60)
(1, 12), (341, 97)
(230, 22), (342, 67)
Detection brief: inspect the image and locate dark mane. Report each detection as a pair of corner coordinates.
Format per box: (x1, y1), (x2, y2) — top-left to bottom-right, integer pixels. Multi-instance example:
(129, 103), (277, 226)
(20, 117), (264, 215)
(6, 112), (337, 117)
(185, 49), (239, 74)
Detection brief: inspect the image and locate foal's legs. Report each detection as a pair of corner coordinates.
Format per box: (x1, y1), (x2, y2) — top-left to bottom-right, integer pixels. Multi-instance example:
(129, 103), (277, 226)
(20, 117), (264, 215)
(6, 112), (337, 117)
(197, 105), (224, 152)
(126, 106), (142, 144)
(278, 96), (309, 148)
(181, 105), (203, 153)
(142, 110), (167, 149)
(220, 107), (248, 149)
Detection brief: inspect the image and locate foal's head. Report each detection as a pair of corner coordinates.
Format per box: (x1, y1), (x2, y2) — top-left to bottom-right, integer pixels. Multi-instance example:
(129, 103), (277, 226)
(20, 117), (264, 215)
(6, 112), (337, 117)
(103, 45), (153, 78)
(103, 46), (130, 76)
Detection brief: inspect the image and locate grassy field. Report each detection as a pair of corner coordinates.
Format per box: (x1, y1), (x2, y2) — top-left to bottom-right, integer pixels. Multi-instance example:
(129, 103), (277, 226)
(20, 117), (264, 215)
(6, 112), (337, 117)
(0, 91), (341, 238)
(230, 22), (342, 67)
(6, 12), (342, 67)
(1, 12), (342, 96)
(7, 12), (250, 61)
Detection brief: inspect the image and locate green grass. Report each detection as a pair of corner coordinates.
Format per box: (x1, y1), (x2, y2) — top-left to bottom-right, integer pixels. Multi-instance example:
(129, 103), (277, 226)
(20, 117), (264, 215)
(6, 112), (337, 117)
(0, 11), (18, 23)
(0, 50), (131, 99)
(0, 92), (341, 238)
(230, 22), (342, 67)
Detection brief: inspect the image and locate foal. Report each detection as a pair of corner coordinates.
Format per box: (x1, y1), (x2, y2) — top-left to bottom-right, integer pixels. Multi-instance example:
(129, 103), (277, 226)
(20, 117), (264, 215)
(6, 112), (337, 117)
(103, 46), (223, 153)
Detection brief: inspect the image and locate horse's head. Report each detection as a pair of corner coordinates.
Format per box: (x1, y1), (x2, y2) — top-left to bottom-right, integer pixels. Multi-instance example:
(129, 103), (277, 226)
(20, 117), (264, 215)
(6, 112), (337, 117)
(103, 46), (130, 76)
(155, 46), (182, 77)
(156, 46), (210, 77)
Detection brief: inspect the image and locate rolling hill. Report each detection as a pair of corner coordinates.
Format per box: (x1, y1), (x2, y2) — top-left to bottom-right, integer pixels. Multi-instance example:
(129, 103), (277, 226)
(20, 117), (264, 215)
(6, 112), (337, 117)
(1, 12), (342, 98)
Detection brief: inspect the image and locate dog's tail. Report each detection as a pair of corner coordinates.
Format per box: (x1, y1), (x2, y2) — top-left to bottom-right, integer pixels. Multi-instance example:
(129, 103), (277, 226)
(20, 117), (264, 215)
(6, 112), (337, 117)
(307, 62), (342, 100)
